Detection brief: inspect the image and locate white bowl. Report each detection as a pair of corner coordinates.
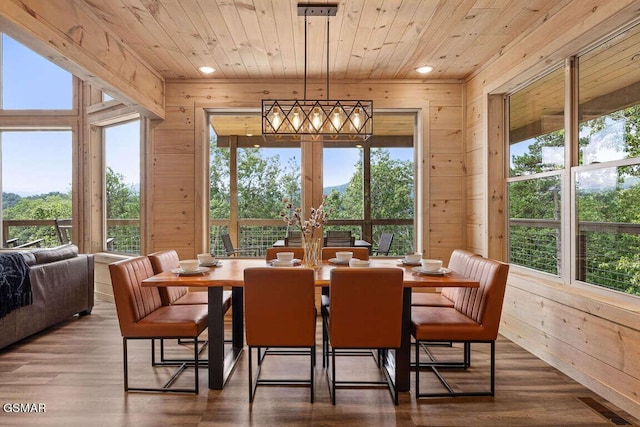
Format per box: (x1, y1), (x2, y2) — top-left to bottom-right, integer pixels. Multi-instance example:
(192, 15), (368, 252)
(335, 251), (353, 262)
(349, 258), (369, 267)
(179, 259), (199, 272)
(405, 253), (421, 263)
(420, 259), (442, 272)
(197, 253), (216, 265)
(276, 251), (294, 262)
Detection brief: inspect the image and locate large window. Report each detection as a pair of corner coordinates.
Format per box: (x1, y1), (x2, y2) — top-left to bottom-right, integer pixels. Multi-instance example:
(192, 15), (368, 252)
(104, 120), (141, 254)
(208, 115), (302, 256)
(0, 34), (75, 248)
(575, 24), (640, 295)
(507, 23), (640, 297)
(1, 131), (72, 247)
(508, 67), (564, 275)
(208, 112), (415, 257)
(323, 133), (415, 256)
(1, 34), (72, 110)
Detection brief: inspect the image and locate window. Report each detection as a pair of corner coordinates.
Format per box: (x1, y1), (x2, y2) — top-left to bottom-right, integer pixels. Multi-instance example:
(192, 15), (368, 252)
(506, 24), (640, 297)
(1, 34), (72, 110)
(323, 123), (415, 257)
(104, 120), (140, 254)
(208, 111), (416, 257)
(208, 114), (302, 256)
(1, 131), (72, 247)
(0, 34), (75, 248)
(507, 67), (565, 275)
(575, 24), (640, 295)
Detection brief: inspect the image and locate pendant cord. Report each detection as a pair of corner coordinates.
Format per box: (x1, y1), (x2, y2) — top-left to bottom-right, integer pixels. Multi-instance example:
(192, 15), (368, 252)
(326, 13), (330, 100)
(304, 13), (308, 102)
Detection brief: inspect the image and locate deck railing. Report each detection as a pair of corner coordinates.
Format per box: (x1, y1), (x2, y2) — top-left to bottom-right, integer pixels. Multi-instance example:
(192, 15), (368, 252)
(509, 218), (640, 294)
(210, 219), (414, 257)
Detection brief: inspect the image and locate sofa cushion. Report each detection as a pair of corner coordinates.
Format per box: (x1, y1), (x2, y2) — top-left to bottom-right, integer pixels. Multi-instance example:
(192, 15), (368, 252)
(32, 244), (78, 265)
(0, 249), (37, 266)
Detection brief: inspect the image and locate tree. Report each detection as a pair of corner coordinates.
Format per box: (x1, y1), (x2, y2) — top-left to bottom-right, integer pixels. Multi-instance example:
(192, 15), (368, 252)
(106, 167), (139, 219)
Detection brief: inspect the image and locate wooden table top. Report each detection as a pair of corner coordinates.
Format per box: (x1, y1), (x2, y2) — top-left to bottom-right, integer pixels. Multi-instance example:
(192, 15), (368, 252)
(142, 258), (479, 289)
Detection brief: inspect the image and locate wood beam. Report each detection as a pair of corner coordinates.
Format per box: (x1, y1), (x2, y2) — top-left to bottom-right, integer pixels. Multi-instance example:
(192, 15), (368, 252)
(0, 0), (165, 119)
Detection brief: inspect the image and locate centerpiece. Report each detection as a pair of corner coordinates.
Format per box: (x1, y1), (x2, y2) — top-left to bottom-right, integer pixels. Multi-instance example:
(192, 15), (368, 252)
(280, 196), (331, 267)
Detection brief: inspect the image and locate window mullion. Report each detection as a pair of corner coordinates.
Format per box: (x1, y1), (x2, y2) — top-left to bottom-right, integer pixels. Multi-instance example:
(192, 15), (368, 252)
(564, 56), (578, 284)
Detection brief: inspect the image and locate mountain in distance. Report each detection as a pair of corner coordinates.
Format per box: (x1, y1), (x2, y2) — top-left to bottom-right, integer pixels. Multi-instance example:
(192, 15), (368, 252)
(323, 183), (347, 195)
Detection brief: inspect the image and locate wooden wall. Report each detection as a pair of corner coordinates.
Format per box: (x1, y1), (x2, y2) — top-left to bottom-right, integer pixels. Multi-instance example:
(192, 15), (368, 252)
(152, 79), (465, 261)
(465, 0), (640, 419)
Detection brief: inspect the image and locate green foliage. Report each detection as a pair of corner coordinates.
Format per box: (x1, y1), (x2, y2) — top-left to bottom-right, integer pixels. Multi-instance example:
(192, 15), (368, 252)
(3, 193), (71, 220)
(106, 167), (139, 219)
(1, 192), (22, 209)
(2, 192), (72, 246)
(510, 104), (640, 296)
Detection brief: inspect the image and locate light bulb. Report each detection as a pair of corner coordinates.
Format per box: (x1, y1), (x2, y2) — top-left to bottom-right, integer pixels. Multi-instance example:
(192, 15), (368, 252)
(292, 108), (302, 131)
(352, 108), (361, 131)
(270, 107), (281, 131)
(331, 109), (343, 132)
(312, 108), (322, 131)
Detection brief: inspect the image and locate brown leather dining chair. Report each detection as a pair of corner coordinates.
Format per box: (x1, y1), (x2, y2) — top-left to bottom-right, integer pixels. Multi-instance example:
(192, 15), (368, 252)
(109, 256), (208, 393)
(411, 249), (480, 368)
(148, 249), (231, 310)
(411, 256), (510, 398)
(148, 249), (232, 362)
(244, 267), (316, 403)
(411, 249), (479, 308)
(319, 246), (370, 366)
(324, 267), (404, 405)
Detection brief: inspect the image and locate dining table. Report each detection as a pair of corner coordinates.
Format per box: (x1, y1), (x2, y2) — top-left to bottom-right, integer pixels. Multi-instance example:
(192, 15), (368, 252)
(142, 257), (479, 392)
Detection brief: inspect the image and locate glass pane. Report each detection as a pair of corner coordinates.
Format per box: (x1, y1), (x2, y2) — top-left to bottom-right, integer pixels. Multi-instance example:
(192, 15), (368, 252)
(237, 146), (301, 219)
(1, 131), (72, 247)
(509, 67), (565, 176)
(508, 176), (561, 275)
(323, 146), (363, 220)
(575, 167), (640, 295)
(105, 120), (140, 254)
(209, 127), (230, 220)
(2, 34), (72, 110)
(371, 147), (414, 219)
(579, 24), (640, 165)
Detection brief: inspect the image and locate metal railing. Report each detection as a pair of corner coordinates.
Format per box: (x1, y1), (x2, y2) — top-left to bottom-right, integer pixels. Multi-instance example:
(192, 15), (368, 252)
(2, 218), (139, 254)
(210, 219), (414, 257)
(509, 218), (640, 295)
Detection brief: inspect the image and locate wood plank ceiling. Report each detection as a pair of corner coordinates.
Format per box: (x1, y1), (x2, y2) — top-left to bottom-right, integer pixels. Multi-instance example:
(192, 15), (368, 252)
(80, 0), (570, 81)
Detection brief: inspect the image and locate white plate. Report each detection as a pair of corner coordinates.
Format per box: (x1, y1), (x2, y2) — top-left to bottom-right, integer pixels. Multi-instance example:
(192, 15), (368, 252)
(349, 259), (370, 267)
(199, 260), (222, 267)
(270, 259), (301, 267)
(328, 258), (351, 265)
(411, 266), (451, 276)
(171, 266), (210, 276)
(399, 258), (421, 266)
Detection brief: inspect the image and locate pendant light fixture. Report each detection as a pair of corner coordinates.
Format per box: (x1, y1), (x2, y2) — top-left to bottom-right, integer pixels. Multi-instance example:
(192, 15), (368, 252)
(262, 3), (373, 142)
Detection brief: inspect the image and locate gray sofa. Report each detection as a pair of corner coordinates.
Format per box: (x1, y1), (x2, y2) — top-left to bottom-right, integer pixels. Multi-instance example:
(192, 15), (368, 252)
(0, 244), (94, 350)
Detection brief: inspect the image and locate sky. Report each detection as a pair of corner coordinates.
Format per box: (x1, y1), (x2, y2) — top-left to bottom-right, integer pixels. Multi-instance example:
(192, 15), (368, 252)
(1, 34), (412, 196)
(1, 34), (139, 196)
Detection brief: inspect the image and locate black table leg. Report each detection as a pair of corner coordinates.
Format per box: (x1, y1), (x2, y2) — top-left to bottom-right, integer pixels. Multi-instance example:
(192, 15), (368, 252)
(207, 286), (244, 389)
(396, 287), (412, 392)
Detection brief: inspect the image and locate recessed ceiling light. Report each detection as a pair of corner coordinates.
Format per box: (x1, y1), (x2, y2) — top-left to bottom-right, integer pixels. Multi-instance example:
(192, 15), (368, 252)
(416, 65), (433, 74)
(199, 66), (215, 74)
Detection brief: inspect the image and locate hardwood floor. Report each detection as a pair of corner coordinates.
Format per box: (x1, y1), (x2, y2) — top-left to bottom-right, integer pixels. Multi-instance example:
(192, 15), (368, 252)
(0, 301), (637, 427)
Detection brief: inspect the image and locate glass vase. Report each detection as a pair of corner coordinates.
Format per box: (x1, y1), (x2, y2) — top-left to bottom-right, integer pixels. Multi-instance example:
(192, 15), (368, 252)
(302, 234), (321, 268)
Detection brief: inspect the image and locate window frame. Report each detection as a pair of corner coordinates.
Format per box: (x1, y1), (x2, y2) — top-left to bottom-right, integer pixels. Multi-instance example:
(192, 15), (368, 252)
(205, 108), (418, 257)
(505, 29), (640, 299)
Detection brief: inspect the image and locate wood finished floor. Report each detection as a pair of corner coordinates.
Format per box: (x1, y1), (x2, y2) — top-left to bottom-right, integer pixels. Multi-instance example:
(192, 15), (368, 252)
(0, 301), (637, 427)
